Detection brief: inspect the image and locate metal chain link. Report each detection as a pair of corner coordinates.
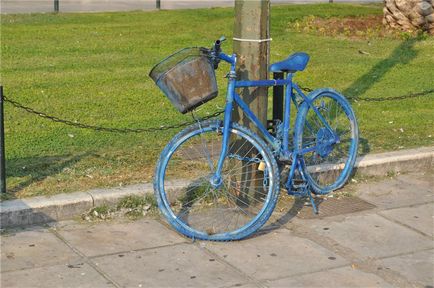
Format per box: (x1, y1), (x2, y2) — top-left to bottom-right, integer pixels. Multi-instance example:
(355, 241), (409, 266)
(347, 88), (434, 102)
(3, 86), (434, 133)
(298, 86), (434, 102)
(3, 95), (224, 133)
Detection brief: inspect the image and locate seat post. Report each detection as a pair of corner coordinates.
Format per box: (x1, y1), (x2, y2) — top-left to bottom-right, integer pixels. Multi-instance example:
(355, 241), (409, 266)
(272, 72), (284, 123)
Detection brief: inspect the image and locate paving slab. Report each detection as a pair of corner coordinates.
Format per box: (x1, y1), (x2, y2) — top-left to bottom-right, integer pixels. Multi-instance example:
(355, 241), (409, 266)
(379, 203), (434, 237)
(0, 262), (113, 288)
(92, 243), (247, 288)
(56, 219), (187, 257)
(356, 172), (433, 209)
(0, 228), (79, 272)
(266, 266), (394, 288)
(204, 228), (347, 281)
(306, 213), (434, 259)
(381, 249), (434, 288)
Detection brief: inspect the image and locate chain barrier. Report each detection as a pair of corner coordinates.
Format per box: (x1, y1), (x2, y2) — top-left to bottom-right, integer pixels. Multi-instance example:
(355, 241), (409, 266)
(3, 86), (434, 133)
(298, 86), (434, 102)
(3, 95), (224, 133)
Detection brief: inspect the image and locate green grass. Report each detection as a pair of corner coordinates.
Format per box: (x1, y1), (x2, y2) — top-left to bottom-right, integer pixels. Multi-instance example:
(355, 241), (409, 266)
(1, 3), (433, 198)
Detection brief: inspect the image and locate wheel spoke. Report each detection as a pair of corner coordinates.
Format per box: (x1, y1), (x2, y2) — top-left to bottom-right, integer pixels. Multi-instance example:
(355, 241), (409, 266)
(297, 93), (358, 193)
(156, 121), (277, 240)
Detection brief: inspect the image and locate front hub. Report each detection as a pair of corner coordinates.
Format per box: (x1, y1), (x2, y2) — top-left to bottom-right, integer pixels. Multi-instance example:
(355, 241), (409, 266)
(209, 175), (223, 189)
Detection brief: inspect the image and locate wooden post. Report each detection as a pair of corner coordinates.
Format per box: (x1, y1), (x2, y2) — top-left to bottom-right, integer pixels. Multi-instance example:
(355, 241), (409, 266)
(232, 0), (270, 203)
(233, 0), (270, 130)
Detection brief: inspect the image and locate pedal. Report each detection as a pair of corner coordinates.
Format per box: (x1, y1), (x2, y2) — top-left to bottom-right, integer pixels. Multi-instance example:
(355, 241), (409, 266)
(278, 157), (292, 165)
(286, 179), (308, 197)
(287, 183), (319, 214)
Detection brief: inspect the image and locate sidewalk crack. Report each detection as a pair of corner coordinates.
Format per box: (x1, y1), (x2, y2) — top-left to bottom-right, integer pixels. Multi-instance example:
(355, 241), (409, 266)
(49, 228), (121, 288)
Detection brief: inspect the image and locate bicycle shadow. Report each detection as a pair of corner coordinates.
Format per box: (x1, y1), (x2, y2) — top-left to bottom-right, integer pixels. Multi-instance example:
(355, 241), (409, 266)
(343, 37), (419, 101)
(252, 194), (326, 238)
(4, 152), (91, 199)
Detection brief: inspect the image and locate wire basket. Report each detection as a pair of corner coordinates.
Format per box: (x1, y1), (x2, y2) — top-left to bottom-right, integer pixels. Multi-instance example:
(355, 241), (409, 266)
(149, 47), (218, 114)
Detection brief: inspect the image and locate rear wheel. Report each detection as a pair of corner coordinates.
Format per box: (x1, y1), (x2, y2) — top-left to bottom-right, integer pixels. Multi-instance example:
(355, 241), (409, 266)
(294, 89), (359, 194)
(154, 120), (280, 240)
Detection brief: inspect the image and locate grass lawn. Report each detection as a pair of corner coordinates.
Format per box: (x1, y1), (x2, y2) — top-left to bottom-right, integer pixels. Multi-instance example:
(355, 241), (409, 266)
(1, 3), (433, 199)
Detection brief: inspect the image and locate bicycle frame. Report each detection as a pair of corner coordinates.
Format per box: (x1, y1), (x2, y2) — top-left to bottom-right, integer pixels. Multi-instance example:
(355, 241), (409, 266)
(212, 52), (337, 192)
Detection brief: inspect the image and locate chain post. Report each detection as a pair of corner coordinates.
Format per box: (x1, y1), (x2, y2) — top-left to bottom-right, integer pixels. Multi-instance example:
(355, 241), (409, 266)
(156, 0), (161, 9)
(54, 0), (59, 12)
(0, 86), (6, 193)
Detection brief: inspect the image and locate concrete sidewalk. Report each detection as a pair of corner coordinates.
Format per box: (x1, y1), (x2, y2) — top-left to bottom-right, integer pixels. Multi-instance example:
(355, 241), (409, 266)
(1, 171), (433, 287)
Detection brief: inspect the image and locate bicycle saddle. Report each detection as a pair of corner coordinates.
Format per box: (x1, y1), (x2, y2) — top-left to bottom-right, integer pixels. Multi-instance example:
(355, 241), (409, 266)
(269, 52), (310, 73)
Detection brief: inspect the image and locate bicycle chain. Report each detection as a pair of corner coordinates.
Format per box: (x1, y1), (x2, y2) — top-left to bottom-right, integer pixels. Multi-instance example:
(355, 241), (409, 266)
(3, 87), (434, 133)
(227, 153), (262, 163)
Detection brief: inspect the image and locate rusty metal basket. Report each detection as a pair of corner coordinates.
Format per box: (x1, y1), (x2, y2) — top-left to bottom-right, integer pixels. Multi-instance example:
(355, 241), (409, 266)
(149, 47), (218, 114)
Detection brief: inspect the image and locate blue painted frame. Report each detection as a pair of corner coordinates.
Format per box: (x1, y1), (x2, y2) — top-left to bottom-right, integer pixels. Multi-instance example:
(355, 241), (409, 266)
(213, 52), (337, 188)
(153, 42), (359, 240)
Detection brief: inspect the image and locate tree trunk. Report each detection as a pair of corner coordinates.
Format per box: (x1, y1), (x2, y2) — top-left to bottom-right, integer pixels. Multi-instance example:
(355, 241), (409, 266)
(383, 0), (434, 34)
(233, 0), (270, 129)
(231, 0), (270, 204)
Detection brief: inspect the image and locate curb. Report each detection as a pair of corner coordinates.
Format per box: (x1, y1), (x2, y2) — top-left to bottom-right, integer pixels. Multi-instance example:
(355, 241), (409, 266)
(354, 146), (433, 176)
(1, 147), (433, 228)
(0, 184), (153, 228)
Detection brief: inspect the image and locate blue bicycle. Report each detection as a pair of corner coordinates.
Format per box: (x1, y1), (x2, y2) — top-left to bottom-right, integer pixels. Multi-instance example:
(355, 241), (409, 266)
(150, 37), (359, 241)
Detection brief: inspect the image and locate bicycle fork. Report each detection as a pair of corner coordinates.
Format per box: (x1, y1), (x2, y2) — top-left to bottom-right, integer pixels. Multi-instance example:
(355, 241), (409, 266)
(210, 73), (237, 189)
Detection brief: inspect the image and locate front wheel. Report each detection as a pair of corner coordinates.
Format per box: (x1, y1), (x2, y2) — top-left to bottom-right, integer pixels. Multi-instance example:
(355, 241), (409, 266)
(154, 120), (280, 241)
(294, 89), (359, 194)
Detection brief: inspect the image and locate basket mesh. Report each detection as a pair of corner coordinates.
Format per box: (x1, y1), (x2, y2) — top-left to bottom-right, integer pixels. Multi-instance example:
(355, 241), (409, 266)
(150, 47), (209, 82)
(149, 47), (218, 114)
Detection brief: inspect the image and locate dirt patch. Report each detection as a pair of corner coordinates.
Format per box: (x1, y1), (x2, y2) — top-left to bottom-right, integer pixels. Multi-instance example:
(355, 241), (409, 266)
(289, 15), (415, 39)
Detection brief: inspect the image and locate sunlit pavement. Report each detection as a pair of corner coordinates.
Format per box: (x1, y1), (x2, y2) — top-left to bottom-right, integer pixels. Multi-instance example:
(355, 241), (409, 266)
(1, 171), (433, 287)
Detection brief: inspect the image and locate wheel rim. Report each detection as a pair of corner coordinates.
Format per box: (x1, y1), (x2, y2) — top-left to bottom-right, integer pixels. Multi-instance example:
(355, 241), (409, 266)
(158, 124), (275, 239)
(301, 93), (357, 191)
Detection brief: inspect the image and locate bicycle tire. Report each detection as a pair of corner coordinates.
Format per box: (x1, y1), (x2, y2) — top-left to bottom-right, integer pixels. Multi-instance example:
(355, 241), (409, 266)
(294, 88), (359, 194)
(154, 120), (280, 241)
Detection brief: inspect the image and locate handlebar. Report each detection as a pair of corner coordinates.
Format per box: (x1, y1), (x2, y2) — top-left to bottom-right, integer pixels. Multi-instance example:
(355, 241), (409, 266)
(210, 36), (226, 69)
(214, 36), (226, 54)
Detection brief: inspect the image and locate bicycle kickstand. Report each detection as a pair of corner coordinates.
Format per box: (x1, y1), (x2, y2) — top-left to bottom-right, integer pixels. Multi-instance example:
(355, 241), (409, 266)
(298, 165), (319, 215)
(307, 188), (318, 214)
(286, 158), (319, 215)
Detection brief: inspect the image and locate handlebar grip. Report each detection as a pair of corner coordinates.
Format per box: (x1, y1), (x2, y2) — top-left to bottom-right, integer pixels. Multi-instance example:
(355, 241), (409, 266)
(214, 36), (226, 53)
(211, 36), (226, 69)
(214, 40), (222, 52)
